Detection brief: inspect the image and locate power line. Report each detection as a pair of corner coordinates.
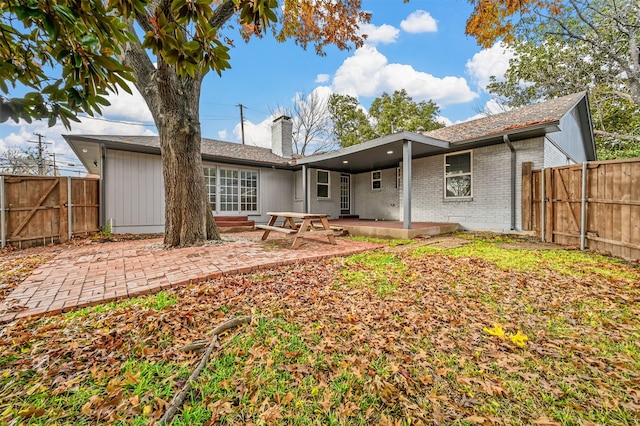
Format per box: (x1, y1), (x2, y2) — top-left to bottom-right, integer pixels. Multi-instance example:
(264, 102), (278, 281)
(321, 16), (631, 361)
(77, 115), (156, 127)
(27, 132), (51, 176)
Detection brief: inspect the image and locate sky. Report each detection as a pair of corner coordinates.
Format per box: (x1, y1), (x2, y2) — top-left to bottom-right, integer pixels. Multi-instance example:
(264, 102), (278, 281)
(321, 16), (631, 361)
(0, 0), (514, 175)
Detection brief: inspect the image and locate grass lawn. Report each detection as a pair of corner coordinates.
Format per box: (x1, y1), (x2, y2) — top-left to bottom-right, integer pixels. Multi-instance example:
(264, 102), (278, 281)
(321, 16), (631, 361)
(1, 233), (639, 425)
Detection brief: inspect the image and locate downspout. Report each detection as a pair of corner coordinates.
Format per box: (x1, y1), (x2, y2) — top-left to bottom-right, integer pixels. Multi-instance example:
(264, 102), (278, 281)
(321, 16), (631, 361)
(302, 165), (308, 213)
(503, 134), (516, 231)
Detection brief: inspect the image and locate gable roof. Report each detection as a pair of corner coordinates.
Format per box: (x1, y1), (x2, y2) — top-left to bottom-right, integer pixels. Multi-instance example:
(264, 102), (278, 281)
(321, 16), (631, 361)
(425, 91), (588, 144)
(64, 134), (292, 175)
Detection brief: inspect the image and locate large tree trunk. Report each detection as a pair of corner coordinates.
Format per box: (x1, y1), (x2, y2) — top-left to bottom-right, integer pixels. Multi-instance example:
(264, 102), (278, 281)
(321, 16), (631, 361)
(155, 68), (220, 247)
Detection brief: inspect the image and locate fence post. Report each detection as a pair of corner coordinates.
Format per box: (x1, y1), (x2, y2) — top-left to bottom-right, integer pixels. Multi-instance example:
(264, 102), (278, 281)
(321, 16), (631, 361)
(580, 162), (588, 250)
(521, 162), (533, 230)
(68, 177), (73, 240)
(541, 168), (545, 242)
(544, 168), (554, 243)
(0, 176), (5, 249)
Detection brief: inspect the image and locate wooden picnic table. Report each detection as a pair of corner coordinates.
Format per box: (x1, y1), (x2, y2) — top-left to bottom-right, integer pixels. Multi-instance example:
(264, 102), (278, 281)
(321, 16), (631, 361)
(256, 212), (337, 249)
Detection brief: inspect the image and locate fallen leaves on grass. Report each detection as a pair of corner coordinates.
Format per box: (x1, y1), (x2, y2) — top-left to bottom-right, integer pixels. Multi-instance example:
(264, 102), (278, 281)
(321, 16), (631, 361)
(0, 239), (639, 425)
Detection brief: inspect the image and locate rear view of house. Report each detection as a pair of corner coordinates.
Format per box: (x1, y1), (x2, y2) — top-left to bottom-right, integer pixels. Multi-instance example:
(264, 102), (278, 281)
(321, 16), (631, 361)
(65, 92), (595, 235)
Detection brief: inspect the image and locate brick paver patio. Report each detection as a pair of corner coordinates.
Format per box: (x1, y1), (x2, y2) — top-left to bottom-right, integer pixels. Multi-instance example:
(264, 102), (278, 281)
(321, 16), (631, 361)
(0, 232), (382, 323)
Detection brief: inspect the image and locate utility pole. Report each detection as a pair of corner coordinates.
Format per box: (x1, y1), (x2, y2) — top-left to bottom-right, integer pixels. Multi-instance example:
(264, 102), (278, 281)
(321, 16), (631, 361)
(238, 103), (245, 145)
(28, 132), (50, 175)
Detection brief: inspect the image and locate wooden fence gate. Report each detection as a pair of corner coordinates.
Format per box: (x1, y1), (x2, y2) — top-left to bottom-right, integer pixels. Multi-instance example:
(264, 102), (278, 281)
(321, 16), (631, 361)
(0, 175), (100, 249)
(522, 159), (640, 261)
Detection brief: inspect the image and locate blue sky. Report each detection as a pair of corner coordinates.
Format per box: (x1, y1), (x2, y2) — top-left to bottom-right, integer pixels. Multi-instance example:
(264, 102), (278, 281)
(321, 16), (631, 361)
(0, 0), (513, 174)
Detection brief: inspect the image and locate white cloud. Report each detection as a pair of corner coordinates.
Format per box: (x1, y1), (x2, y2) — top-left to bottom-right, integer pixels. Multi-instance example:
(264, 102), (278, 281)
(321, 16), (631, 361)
(400, 10), (438, 33)
(315, 74), (330, 83)
(217, 129), (228, 140)
(0, 85), (156, 175)
(332, 45), (478, 106)
(436, 115), (453, 126)
(466, 42), (515, 90)
(233, 115), (277, 148)
(456, 99), (512, 123)
(358, 23), (400, 45)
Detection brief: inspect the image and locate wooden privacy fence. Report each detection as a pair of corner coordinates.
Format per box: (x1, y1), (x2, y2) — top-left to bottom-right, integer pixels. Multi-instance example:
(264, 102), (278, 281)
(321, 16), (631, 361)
(522, 158), (640, 261)
(0, 175), (100, 249)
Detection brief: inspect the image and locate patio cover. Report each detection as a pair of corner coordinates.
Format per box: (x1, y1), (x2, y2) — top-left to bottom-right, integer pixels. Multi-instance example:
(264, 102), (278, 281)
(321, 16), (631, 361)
(296, 131), (451, 229)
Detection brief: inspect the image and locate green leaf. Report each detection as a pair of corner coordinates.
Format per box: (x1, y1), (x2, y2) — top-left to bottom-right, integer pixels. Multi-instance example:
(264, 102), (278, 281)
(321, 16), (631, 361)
(81, 34), (99, 47)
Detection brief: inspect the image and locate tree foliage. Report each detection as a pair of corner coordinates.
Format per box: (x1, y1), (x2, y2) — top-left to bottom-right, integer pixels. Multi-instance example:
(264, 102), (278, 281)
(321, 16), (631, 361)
(328, 90), (444, 147)
(1, 0), (372, 246)
(0, 0), (137, 127)
(0, 147), (41, 175)
(328, 94), (376, 147)
(470, 0), (640, 159)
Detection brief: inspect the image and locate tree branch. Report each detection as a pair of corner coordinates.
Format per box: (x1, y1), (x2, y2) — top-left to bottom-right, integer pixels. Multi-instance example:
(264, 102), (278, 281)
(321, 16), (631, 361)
(159, 316), (252, 425)
(209, 0), (237, 29)
(594, 129), (640, 143)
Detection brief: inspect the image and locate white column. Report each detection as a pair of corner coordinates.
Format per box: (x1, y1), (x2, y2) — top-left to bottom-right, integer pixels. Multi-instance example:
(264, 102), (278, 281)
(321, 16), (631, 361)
(302, 165), (308, 213)
(403, 140), (412, 229)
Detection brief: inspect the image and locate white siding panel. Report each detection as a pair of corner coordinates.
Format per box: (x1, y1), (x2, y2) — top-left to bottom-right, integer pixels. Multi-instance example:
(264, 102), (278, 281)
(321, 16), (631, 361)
(353, 167), (400, 220)
(105, 150), (164, 234)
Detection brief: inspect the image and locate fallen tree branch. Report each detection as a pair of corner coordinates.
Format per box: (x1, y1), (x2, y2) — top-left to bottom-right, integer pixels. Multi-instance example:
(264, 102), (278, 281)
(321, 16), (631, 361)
(159, 315), (252, 425)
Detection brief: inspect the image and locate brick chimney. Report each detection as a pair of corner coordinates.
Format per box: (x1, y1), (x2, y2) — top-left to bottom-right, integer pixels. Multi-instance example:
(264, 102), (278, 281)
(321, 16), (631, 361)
(271, 115), (293, 158)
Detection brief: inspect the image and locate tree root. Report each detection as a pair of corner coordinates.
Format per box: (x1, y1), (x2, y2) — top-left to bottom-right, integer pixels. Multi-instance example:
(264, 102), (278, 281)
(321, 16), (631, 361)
(159, 316), (252, 425)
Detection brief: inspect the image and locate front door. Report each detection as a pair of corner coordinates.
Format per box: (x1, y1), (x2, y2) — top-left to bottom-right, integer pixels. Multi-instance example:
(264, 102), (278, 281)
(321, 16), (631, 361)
(340, 174), (350, 215)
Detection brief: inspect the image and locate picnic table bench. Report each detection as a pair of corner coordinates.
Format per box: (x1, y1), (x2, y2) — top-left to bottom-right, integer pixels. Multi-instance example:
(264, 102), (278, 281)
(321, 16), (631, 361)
(256, 212), (337, 249)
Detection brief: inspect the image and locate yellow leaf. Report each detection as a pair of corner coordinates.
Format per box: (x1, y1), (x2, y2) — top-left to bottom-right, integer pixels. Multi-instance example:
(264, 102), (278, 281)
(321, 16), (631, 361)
(482, 323), (505, 338)
(143, 405), (153, 416)
(509, 330), (529, 347)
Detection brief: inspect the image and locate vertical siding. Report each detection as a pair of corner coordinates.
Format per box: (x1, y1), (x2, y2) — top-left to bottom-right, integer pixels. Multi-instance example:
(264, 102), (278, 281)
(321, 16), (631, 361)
(105, 150), (164, 234)
(306, 169), (342, 219)
(257, 168), (296, 222)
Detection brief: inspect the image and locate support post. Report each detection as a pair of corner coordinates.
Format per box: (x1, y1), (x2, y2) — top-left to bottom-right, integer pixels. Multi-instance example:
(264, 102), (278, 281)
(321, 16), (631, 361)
(67, 176), (73, 240)
(541, 167), (545, 242)
(402, 140), (412, 229)
(302, 165), (308, 213)
(0, 175), (5, 249)
(580, 161), (587, 250)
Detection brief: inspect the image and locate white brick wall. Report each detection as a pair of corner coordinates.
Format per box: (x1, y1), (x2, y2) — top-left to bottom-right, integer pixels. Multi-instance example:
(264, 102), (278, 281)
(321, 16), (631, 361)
(397, 138), (545, 231)
(544, 137), (573, 167)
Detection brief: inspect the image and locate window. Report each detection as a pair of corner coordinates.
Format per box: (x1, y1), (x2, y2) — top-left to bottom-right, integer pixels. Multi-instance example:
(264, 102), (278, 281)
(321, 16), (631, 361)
(204, 166), (258, 213)
(204, 167), (216, 210)
(316, 170), (330, 198)
(219, 168), (239, 211)
(240, 170), (258, 211)
(444, 151), (472, 198)
(371, 170), (382, 190)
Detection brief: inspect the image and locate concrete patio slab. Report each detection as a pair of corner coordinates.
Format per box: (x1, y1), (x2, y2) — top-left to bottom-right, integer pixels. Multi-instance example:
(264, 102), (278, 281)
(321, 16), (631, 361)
(0, 232), (382, 323)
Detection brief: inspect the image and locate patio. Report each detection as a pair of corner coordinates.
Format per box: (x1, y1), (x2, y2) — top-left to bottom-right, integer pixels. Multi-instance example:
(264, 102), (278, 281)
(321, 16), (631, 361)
(0, 232), (382, 323)
(329, 218), (460, 240)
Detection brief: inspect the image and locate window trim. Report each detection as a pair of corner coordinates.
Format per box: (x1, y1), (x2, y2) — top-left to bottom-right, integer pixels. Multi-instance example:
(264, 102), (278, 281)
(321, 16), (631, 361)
(371, 170), (382, 191)
(316, 169), (330, 199)
(204, 164), (260, 214)
(444, 150), (473, 199)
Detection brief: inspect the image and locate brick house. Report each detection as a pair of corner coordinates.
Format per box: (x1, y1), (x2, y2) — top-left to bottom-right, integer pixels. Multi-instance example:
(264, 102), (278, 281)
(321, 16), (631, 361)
(65, 91), (595, 234)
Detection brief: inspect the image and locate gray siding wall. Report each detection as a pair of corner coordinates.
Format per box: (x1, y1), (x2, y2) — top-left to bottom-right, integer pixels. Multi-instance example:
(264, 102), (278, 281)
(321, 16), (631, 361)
(552, 108), (590, 162)
(353, 168), (400, 220)
(306, 168), (343, 219)
(399, 138), (545, 231)
(105, 150), (165, 234)
(105, 149), (295, 232)
(255, 168), (295, 223)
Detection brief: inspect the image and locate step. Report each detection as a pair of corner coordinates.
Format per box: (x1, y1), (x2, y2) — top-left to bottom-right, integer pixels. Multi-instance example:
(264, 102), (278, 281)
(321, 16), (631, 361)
(214, 216), (249, 222)
(215, 220), (255, 227)
(339, 214), (359, 219)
